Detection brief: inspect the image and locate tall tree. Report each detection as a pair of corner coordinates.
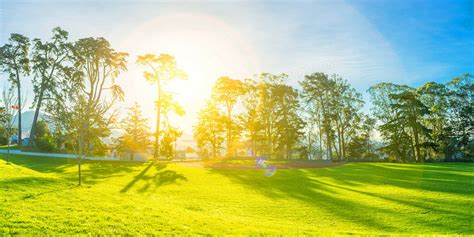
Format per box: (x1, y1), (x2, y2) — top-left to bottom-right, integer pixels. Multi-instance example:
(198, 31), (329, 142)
(392, 91), (431, 161)
(194, 101), (226, 159)
(29, 27), (73, 146)
(158, 92), (185, 158)
(211, 76), (245, 158)
(117, 102), (151, 160)
(417, 82), (449, 159)
(369, 83), (433, 162)
(240, 73), (304, 159)
(0, 33), (30, 146)
(301, 73), (334, 160)
(301, 73), (364, 161)
(48, 37), (127, 185)
(272, 84), (305, 159)
(255, 73), (286, 158)
(241, 78), (263, 157)
(346, 114), (376, 160)
(445, 74), (473, 159)
(136, 54), (187, 159)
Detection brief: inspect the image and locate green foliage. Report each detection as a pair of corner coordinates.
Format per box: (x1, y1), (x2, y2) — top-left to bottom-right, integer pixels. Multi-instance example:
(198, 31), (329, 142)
(0, 33), (30, 145)
(136, 53), (187, 159)
(0, 89), (18, 153)
(211, 76), (245, 157)
(116, 103), (151, 159)
(444, 74), (473, 160)
(160, 126), (182, 159)
(194, 101), (226, 159)
(301, 73), (365, 161)
(49, 37), (128, 157)
(36, 134), (56, 152)
(241, 73), (305, 159)
(369, 74), (473, 162)
(33, 120), (50, 142)
(29, 27), (73, 145)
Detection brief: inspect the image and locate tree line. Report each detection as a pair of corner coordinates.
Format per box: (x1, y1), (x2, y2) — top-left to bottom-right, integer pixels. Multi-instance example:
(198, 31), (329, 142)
(1, 27), (473, 168)
(194, 72), (473, 162)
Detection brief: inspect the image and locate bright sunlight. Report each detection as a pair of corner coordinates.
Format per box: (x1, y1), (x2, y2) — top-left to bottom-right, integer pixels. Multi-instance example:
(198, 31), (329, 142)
(0, 1), (472, 235)
(118, 13), (260, 133)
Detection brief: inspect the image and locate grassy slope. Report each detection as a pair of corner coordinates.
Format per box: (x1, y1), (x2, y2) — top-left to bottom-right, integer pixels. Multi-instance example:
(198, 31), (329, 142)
(0, 155), (472, 235)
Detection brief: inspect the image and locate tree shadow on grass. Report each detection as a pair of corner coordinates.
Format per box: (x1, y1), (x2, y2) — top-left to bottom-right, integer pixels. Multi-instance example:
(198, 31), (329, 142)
(0, 154), (147, 185)
(0, 154), (76, 174)
(79, 161), (146, 185)
(0, 177), (76, 201)
(120, 162), (187, 193)
(210, 163), (473, 234)
(325, 163), (474, 196)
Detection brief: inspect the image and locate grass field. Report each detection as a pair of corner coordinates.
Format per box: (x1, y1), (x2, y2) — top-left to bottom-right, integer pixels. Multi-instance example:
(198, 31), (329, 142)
(0, 155), (473, 235)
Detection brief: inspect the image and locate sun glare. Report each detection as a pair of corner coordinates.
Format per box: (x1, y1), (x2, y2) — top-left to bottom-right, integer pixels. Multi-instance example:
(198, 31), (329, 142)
(118, 13), (260, 133)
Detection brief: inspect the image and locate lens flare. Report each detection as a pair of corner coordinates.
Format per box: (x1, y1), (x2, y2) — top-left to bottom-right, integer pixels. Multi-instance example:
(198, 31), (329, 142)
(256, 157), (276, 177)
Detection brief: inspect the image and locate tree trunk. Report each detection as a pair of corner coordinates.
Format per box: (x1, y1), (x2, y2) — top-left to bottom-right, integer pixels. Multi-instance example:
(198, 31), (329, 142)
(78, 157), (82, 186)
(318, 120), (323, 160)
(29, 90), (44, 146)
(413, 124), (422, 162)
(154, 82), (161, 159)
(335, 119), (342, 161)
(341, 129), (346, 160)
(226, 106), (232, 158)
(326, 129), (332, 160)
(16, 77), (22, 147)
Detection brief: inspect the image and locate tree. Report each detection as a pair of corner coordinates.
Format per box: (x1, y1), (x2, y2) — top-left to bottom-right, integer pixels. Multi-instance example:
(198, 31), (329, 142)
(444, 74), (473, 159)
(0, 33), (30, 146)
(272, 84), (305, 159)
(369, 83), (433, 162)
(34, 120), (56, 152)
(240, 73), (304, 159)
(393, 91), (432, 161)
(346, 114), (376, 160)
(211, 76), (245, 157)
(300, 73), (364, 161)
(301, 73), (334, 160)
(136, 54), (187, 159)
(29, 27), (73, 146)
(48, 37), (128, 185)
(240, 78), (263, 157)
(117, 103), (151, 160)
(160, 126), (182, 159)
(417, 81), (449, 159)
(0, 87), (19, 162)
(194, 101), (226, 159)
(33, 120), (50, 140)
(158, 92), (185, 158)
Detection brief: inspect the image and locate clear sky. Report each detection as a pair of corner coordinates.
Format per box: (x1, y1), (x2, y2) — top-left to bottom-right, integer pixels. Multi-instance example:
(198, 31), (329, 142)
(1, 0), (473, 134)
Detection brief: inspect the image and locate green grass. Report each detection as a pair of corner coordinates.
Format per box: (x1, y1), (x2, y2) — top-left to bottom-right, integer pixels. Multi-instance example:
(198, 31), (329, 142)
(0, 155), (473, 235)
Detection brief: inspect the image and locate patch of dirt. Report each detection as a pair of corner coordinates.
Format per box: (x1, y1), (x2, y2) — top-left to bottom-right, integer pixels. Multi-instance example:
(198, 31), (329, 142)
(175, 161), (347, 170)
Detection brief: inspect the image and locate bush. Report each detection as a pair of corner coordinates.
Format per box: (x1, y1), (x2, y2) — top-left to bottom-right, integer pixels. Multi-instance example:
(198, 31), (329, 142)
(36, 134), (56, 152)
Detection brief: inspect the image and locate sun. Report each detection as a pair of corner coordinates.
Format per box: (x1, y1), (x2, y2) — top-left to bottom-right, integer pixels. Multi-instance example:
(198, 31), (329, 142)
(116, 12), (260, 134)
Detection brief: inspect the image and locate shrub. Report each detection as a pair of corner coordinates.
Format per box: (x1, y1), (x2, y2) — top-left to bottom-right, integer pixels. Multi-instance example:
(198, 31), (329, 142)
(36, 134), (56, 152)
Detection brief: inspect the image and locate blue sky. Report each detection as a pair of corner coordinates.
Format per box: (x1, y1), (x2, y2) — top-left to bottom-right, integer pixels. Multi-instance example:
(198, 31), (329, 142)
(0, 0), (472, 133)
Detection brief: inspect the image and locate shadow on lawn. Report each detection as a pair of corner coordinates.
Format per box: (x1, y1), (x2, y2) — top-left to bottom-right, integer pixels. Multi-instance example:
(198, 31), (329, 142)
(120, 162), (187, 193)
(0, 154), (147, 185)
(211, 163), (473, 234)
(0, 176), (76, 201)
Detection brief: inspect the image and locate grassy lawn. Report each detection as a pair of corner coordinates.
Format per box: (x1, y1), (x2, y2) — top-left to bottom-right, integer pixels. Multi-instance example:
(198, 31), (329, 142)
(0, 155), (472, 235)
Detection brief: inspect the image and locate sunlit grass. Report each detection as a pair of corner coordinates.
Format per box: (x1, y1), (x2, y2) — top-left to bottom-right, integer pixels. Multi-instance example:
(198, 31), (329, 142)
(0, 155), (472, 235)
